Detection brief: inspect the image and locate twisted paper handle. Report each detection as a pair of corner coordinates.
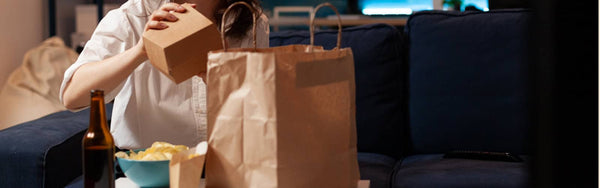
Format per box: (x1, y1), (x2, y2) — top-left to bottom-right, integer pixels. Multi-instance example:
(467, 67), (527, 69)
(309, 3), (342, 52)
(220, 2), (257, 51)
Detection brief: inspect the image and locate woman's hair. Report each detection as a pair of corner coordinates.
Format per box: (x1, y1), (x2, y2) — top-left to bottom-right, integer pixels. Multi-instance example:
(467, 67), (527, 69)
(214, 0), (261, 39)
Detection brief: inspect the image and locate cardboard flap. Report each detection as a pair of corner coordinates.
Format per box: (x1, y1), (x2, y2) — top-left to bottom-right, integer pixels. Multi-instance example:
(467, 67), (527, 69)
(169, 142), (208, 188)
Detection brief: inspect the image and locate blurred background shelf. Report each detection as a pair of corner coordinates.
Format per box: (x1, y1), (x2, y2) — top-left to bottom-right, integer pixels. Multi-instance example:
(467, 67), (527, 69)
(270, 17), (407, 31)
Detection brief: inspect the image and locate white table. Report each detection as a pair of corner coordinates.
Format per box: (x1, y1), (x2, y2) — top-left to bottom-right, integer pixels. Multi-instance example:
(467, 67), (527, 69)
(116, 177), (370, 188)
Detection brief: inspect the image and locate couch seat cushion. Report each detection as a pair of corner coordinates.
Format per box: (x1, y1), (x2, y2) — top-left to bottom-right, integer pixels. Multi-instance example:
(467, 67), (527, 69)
(358, 152), (397, 188)
(392, 154), (529, 188)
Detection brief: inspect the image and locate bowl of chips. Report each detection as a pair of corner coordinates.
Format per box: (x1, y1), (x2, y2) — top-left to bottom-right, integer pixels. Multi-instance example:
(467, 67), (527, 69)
(115, 141), (189, 187)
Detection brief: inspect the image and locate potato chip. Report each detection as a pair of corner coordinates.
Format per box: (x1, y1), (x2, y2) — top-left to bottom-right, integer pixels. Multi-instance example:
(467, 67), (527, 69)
(115, 141), (189, 161)
(115, 151), (129, 159)
(188, 153), (201, 160)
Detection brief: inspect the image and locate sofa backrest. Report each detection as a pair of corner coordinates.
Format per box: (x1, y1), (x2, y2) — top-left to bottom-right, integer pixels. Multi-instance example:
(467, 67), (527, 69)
(405, 9), (533, 155)
(270, 24), (406, 159)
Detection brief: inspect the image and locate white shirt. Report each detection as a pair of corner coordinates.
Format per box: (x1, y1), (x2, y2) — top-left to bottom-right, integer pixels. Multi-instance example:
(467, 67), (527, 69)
(59, 0), (269, 149)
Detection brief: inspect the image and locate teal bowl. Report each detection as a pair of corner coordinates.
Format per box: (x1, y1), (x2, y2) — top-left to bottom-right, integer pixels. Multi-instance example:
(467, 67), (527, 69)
(116, 150), (170, 187)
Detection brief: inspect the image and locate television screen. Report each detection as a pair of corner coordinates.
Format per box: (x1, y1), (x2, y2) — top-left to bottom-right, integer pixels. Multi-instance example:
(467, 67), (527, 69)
(358, 0), (488, 15)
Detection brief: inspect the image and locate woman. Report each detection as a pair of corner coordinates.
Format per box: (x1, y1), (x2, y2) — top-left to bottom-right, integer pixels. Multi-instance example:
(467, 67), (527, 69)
(60, 0), (269, 149)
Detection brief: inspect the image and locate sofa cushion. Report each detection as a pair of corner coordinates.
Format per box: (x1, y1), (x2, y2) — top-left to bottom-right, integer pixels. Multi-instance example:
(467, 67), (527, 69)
(392, 154), (529, 188)
(358, 152), (397, 188)
(405, 10), (532, 154)
(0, 103), (113, 188)
(270, 23), (406, 158)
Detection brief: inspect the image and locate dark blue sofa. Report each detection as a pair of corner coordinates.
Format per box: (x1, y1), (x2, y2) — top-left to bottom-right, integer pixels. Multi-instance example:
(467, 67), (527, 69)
(271, 9), (532, 188)
(0, 9), (532, 188)
(0, 103), (113, 188)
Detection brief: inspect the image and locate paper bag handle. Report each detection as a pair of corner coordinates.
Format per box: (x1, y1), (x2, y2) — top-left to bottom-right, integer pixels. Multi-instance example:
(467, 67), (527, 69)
(220, 1), (257, 52)
(309, 3), (342, 51)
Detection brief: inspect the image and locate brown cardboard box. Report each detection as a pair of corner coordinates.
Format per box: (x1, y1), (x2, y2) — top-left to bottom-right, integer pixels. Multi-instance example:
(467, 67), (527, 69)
(143, 3), (222, 84)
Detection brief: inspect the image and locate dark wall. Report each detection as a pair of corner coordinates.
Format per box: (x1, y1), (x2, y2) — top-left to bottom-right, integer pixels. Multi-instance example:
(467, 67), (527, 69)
(530, 0), (598, 187)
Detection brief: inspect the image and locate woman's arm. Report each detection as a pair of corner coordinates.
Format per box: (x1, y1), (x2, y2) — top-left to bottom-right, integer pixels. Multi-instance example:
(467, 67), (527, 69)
(62, 43), (146, 110)
(62, 3), (191, 110)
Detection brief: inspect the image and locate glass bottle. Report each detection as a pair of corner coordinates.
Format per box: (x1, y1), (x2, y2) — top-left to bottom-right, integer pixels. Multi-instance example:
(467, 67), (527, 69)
(82, 90), (115, 188)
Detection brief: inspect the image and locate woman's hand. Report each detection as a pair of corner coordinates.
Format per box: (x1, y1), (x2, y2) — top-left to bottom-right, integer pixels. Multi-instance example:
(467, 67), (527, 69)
(135, 3), (196, 57)
(145, 3), (196, 31)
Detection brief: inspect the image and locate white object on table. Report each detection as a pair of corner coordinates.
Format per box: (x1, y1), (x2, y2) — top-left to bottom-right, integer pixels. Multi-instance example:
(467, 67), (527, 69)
(272, 6), (314, 32)
(116, 178), (369, 188)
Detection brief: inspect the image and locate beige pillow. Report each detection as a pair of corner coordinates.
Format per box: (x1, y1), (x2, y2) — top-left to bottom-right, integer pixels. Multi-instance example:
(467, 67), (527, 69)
(0, 37), (78, 130)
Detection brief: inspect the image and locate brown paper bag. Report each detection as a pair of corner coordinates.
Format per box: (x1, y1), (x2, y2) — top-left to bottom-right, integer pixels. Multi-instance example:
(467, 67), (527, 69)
(205, 2), (359, 188)
(170, 142), (208, 188)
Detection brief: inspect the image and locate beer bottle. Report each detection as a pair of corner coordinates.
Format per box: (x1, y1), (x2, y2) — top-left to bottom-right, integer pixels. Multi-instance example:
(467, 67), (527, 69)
(83, 90), (115, 188)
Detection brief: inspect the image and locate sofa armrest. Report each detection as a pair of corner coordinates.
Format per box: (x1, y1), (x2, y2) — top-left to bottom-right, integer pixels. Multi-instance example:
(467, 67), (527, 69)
(0, 103), (113, 188)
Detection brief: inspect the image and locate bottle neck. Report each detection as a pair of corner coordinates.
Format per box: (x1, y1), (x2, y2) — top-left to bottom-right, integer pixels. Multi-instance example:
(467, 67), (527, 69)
(89, 91), (107, 132)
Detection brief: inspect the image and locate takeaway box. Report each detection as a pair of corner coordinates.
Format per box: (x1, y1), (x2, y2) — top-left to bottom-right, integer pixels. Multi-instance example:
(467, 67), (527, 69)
(143, 3), (222, 83)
